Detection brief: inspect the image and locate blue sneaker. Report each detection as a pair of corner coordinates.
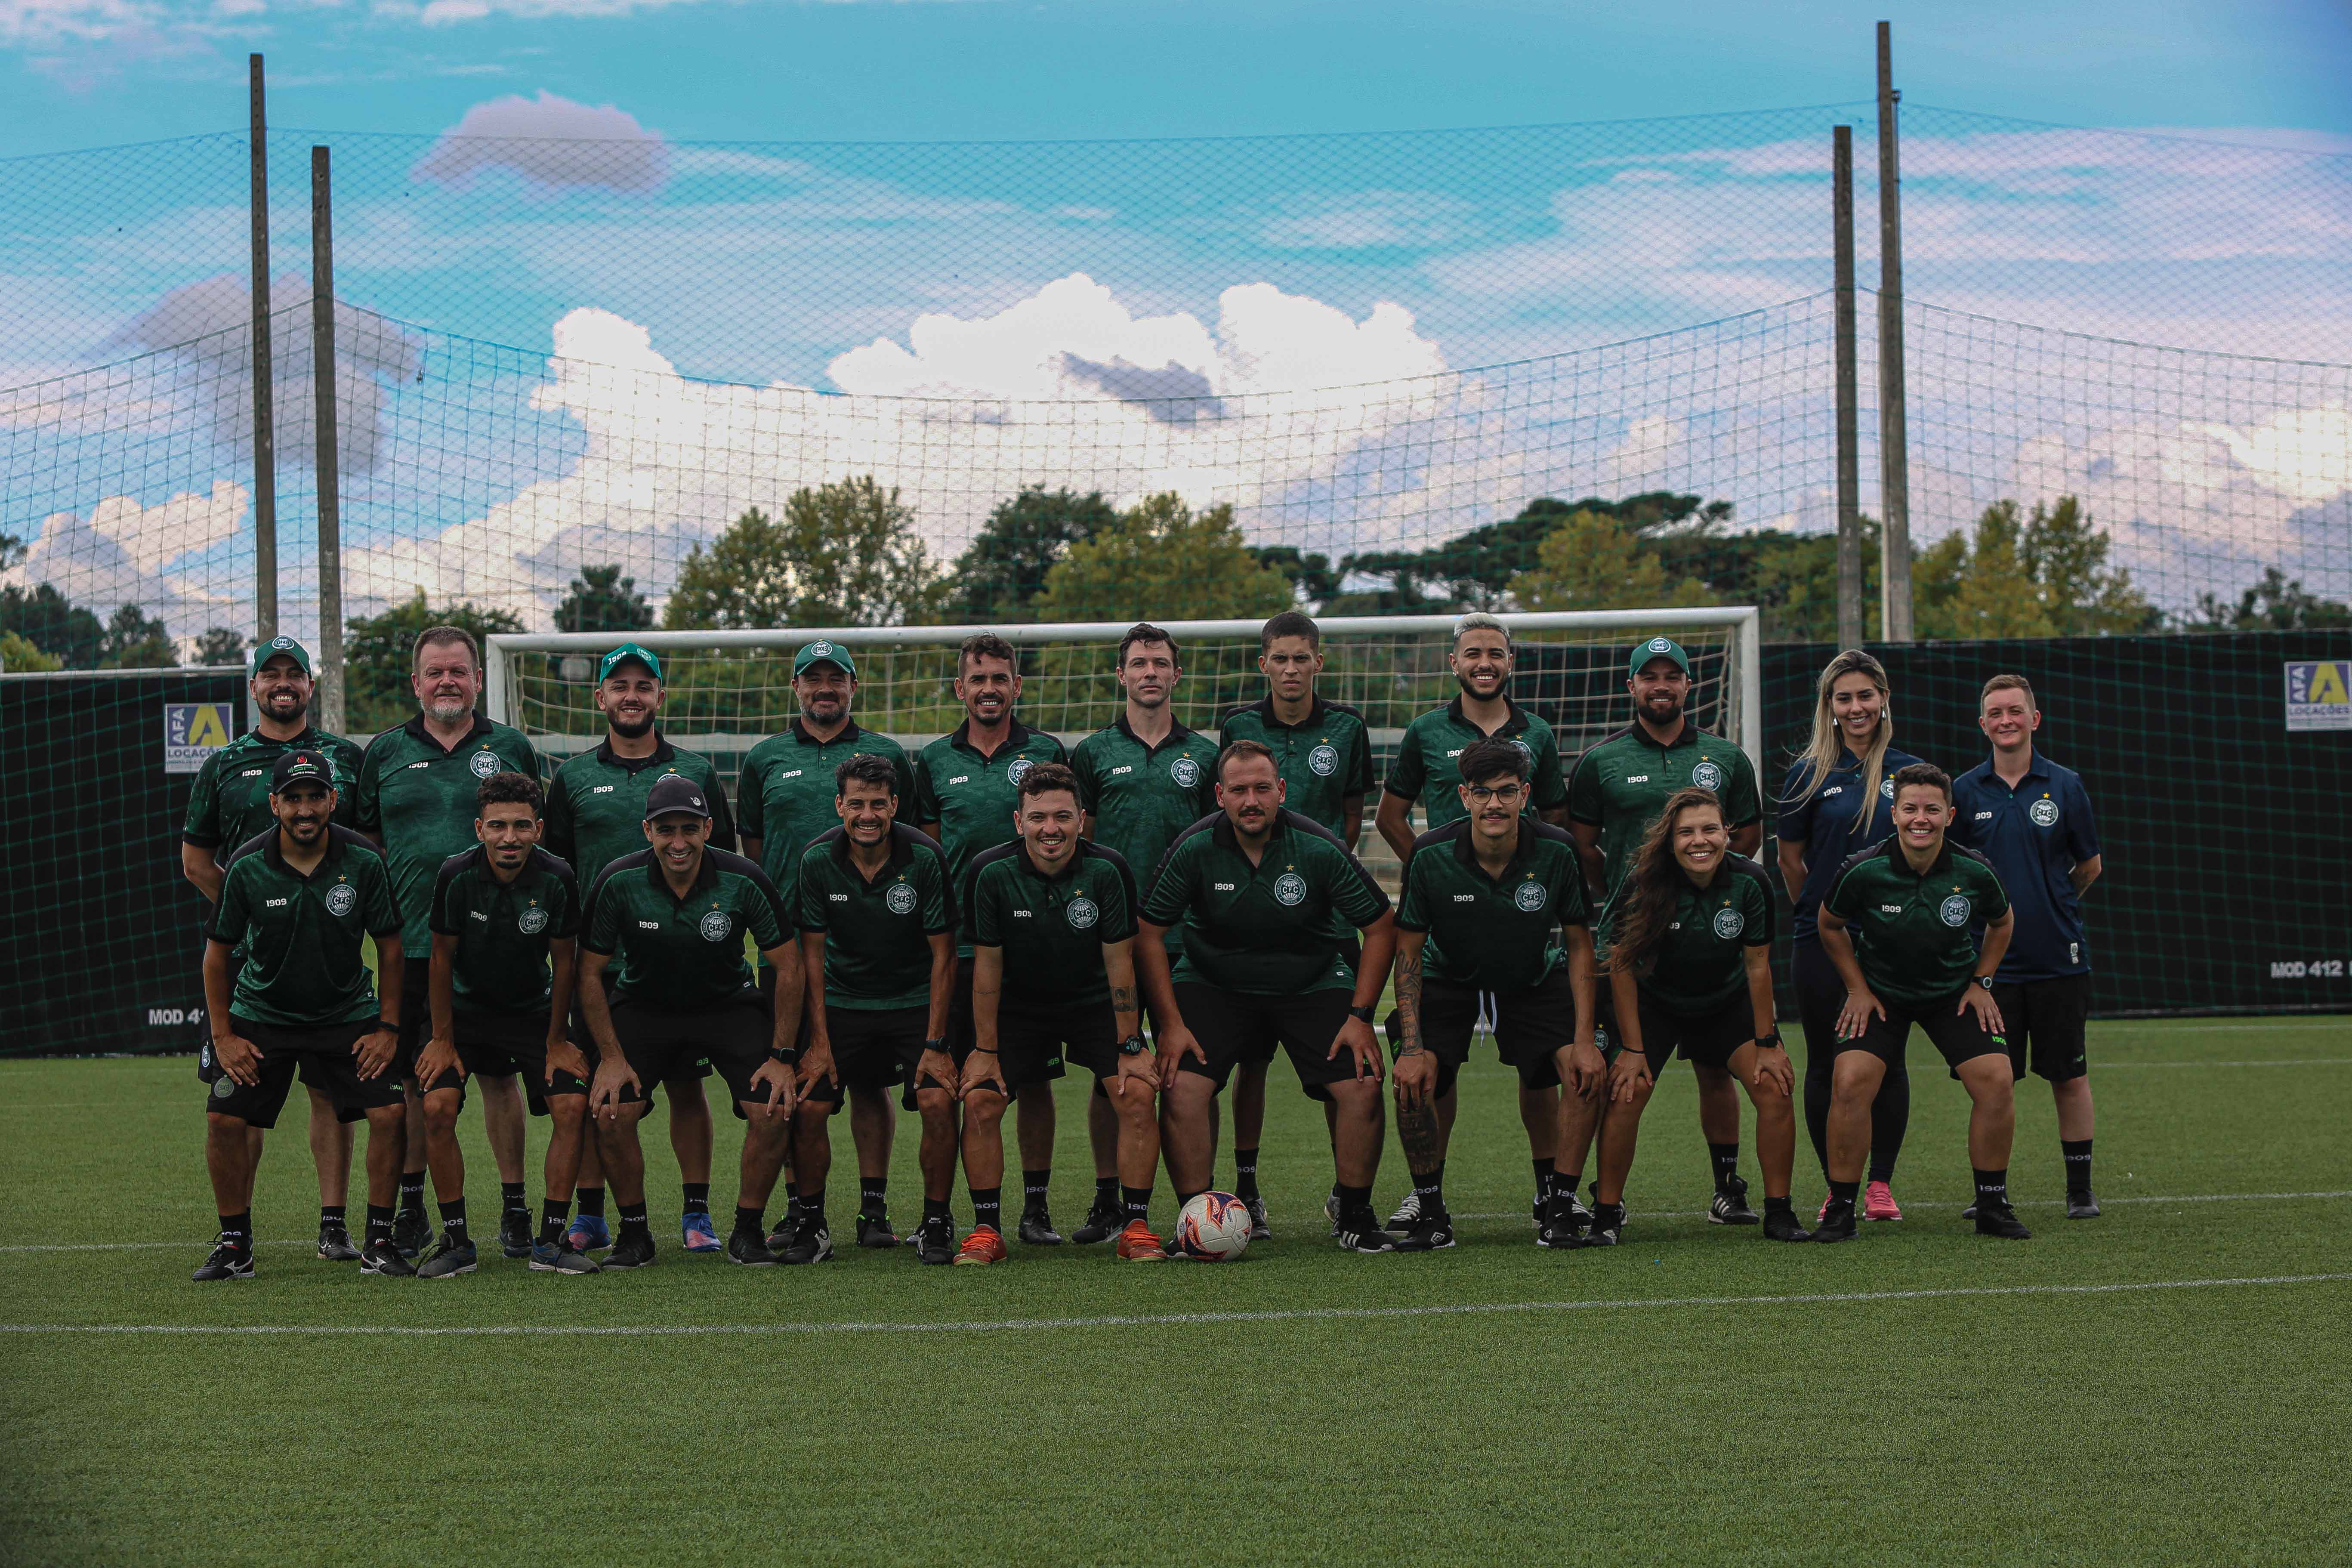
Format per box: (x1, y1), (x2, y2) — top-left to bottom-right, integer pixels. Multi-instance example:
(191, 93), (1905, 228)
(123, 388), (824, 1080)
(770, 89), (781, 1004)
(565, 1213), (611, 1253)
(681, 1210), (722, 1253)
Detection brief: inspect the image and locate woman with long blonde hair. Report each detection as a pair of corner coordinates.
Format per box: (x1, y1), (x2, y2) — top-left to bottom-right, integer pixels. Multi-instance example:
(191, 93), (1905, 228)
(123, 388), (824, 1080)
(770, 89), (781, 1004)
(1775, 650), (1929, 1221)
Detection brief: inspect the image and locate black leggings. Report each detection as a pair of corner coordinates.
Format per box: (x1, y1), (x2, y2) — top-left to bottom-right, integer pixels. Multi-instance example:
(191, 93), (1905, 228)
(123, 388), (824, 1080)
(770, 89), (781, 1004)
(1793, 937), (1909, 1185)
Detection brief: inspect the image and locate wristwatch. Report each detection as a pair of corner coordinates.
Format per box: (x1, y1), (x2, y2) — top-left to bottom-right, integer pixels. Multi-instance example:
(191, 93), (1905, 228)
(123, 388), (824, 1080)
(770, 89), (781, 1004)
(1975, 976), (1995, 991)
(923, 1037), (949, 1053)
(768, 1045), (796, 1065)
(1346, 1003), (1375, 1023)
(1117, 1034), (1148, 1056)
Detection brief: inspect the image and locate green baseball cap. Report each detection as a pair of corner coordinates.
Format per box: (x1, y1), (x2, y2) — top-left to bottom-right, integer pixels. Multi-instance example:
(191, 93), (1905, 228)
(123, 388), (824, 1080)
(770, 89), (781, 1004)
(793, 639), (857, 679)
(598, 642), (663, 682)
(248, 634), (312, 677)
(1630, 635), (1691, 677)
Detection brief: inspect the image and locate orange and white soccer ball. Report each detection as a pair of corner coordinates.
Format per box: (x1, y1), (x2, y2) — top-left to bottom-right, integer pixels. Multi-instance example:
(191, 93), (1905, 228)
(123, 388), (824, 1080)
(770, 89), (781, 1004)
(1175, 1192), (1252, 1262)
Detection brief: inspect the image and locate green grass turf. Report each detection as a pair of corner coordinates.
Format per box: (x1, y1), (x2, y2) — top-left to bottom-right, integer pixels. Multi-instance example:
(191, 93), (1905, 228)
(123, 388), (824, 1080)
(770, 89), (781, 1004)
(2, 1016), (2347, 1567)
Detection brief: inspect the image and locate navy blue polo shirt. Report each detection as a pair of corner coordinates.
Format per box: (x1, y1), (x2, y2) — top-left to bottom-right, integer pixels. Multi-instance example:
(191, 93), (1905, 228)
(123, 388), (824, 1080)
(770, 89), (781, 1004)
(1776, 747), (1926, 942)
(1949, 753), (2101, 982)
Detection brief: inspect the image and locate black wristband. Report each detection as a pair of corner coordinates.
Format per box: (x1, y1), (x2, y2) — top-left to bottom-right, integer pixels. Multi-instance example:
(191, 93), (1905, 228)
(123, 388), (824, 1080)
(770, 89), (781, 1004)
(769, 1046), (796, 1065)
(923, 1037), (949, 1053)
(1346, 1003), (1375, 1023)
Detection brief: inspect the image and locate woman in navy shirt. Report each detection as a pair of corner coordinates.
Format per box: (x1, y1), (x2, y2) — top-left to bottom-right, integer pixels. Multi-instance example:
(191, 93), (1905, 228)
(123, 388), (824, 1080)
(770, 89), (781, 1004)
(1776, 649), (1927, 1221)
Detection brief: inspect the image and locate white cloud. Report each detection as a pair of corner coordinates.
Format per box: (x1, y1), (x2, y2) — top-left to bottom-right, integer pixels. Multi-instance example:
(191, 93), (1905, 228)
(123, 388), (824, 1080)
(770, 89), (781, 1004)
(2, 479), (248, 640)
(411, 91), (670, 194)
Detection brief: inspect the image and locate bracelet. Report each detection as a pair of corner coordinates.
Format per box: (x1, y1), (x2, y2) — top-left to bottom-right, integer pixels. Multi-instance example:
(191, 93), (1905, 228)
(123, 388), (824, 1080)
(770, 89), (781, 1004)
(1620, 1044), (1647, 1055)
(970, 1046), (998, 1055)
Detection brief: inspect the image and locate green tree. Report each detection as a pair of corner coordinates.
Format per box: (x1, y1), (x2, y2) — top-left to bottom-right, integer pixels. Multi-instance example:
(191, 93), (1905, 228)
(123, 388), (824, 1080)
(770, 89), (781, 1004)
(2185, 566), (2352, 632)
(2021, 497), (2158, 634)
(1914, 497), (2154, 640)
(0, 630), (61, 672)
(99, 603), (176, 669)
(1346, 491), (1733, 610)
(345, 591), (525, 733)
(1509, 508), (1719, 614)
(663, 507), (795, 631)
(944, 486), (1120, 621)
(195, 626), (247, 667)
(1032, 493), (1295, 624)
(0, 583), (104, 668)
(555, 564), (654, 635)
(665, 478), (944, 631)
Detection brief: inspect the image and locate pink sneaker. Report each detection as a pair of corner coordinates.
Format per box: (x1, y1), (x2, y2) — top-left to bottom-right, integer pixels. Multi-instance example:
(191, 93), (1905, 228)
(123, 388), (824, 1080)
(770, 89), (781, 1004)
(1862, 1181), (1903, 1222)
(1818, 1194), (1832, 1224)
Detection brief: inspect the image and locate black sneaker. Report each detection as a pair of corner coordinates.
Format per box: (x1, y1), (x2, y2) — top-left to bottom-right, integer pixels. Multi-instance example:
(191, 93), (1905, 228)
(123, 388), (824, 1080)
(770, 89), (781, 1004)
(191, 1239), (254, 1282)
(855, 1210), (900, 1250)
(1974, 1202), (2033, 1240)
(1811, 1201), (1859, 1244)
(913, 1215), (957, 1265)
(2066, 1191), (2101, 1220)
(316, 1219), (361, 1262)
(528, 1238), (599, 1274)
(1961, 1201), (1979, 1221)
(1017, 1207), (1064, 1246)
(726, 1227), (779, 1266)
(1584, 1205), (1624, 1247)
(417, 1235), (478, 1279)
(1333, 1209), (1398, 1253)
(1392, 1210), (1456, 1252)
(392, 1204), (431, 1260)
(1324, 1187), (1343, 1238)
(602, 1229), (657, 1270)
(1386, 1190), (1423, 1229)
(1536, 1194), (1590, 1250)
(1071, 1198), (1121, 1245)
(360, 1238), (417, 1277)
(1243, 1195), (1271, 1243)
(779, 1217), (834, 1265)
(498, 1208), (534, 1259)
(1709, 1174), (1759, 1225)
(1761, 1205), (1813, 1243)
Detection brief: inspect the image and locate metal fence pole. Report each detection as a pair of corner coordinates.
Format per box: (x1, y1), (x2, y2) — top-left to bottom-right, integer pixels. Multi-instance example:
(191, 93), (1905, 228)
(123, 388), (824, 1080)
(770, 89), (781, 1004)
(309, 146), (345, 734)
(1833, 124), (1863, 649)
(1875, 20), (1914, 642)
(247, 54), (278, 645)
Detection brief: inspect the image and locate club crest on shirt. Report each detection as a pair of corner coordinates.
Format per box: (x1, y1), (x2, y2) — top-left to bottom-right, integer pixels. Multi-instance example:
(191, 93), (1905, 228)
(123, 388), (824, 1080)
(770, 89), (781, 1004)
(1691, 759), (1724, 792)
(1939, 894), (1971, 928)
(1880, 777), (1895, 799)
(519, 907), (549, 935)
(2029, 798), (2059, 827)
(469, 750), (500, 779)
(1273, 871), (1308, 906)
(1170, 756), (1201, 789)
(324, 882), (358, 917)
(699, 909), (733, 941)
(886, 883), (919, 916)
(1513, 881), (1547, 913)
(1066, 896), (1099, 930)
(1308, 744), (1339, 778)
(1006, 758), (1033, 786)
(1712, 906), (1744, 939)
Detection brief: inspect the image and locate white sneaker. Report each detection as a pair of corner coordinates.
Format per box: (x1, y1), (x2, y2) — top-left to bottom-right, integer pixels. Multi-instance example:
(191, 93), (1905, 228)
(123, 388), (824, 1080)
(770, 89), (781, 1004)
(1386, 1190), (1422, 1229)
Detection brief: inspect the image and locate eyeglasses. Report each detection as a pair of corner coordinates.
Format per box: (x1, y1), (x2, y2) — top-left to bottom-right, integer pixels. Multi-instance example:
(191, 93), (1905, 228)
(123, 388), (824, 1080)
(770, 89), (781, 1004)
(1466, 783), (1525, 805)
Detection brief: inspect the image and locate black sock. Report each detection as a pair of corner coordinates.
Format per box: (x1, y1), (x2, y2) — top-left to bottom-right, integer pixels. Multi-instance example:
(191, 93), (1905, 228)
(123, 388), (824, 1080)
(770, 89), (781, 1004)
(538, 1200), (570, 1246)
(2062, 1138), (2093, 1197)
(1121, 1186), (1152, 1223)
(1413, 1163), (1445, 1214)
(1021, 1170), (1051, 1212)
(438, 1198), (469, 1242)
(318, 1204), (345, 1226)
(1556, 1170), (1583, 1202)
(617, 1201), (651, 1240)
(1176, 1188), (1207, 1208)
(1709, 1142), (1741, 1188)
(682, 1182), (711, 1216)
(219, 1210), (253, 1248)
(1827, 1178), (1860, 1207)
(972, 1186), (1003, 1234)
(922, 1196), (953, 1224)
(397, 1172), (426, 1216)
(1593, 1200), (1625, 1225)
(365, 1204), (396, 1244)
(799, 1189), (827, 1224)
(1764, 1194), (1794, 1215)
(784, 1180), (800, 1202)
(1533, 1156), (1556, 1195)
(575, 1185), (605, 1219)
(1094, 1174), (1120, 1210)
(1234, 1148), (1261, 1200)
(1972, 1168), (2009, 1210)
(859, 1176), (888, 1216)
(1336, 1182), (1371, 1217)
(500, 1181), (528, 1214)
(734, 1204), (764, 1238)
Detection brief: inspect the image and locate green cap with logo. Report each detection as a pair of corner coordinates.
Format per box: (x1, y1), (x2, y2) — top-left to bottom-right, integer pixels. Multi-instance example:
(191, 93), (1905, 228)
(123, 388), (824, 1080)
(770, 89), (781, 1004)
(248, 634), (313, 677)
(1629, 635), (1691, 678)
(598, 642), (664, 683)
(793, 639), (857, 679)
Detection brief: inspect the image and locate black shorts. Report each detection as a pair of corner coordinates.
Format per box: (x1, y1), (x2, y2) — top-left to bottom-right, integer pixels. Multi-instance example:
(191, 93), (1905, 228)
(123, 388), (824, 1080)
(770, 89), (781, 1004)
(1172, 982), (1364, 1102)
(1991, 975), (2090, 1083)
(1238, 938), (1364, 1070)
(204, 1015), (407, 1128)
(1385, 972), (1573, 1097)
(574, 972), (710, 1102)
(966, 995), (1122, 1099)
(1837, 990), (2009, 1071)
(802, 1003), (931, 1111)
(1633, 991), (1758, 1073)
(607, 994), (775, 1108)
(395, 969), (432, 1080)
(419, 1010), (586, 1112)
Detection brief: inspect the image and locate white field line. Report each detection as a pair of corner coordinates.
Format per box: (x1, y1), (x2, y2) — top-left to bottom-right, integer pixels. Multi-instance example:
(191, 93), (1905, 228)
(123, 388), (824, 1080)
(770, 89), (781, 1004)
(3, 1272), (2347, 1338)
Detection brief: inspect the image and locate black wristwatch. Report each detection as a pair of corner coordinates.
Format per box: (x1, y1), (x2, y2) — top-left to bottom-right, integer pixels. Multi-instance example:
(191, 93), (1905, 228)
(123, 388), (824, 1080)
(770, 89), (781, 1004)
(1346, 1003), (1375, 1023)
(1975, 976), (1995, 991)
(769, 1045), (796, 1065)
(1759, 1030), (1784, 1051)
(1117, 1034), (1148, 1057)
(923, 1037), (949, 1053)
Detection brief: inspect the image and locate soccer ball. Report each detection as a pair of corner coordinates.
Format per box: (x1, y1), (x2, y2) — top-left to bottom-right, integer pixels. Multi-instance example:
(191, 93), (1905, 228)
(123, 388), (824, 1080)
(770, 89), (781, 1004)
(1175, 1192), (1252, 1262)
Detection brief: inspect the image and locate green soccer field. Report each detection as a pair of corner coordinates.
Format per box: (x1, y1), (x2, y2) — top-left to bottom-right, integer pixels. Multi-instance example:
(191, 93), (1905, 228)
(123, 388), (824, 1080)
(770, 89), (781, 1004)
(2, 1017), (2347, 1568)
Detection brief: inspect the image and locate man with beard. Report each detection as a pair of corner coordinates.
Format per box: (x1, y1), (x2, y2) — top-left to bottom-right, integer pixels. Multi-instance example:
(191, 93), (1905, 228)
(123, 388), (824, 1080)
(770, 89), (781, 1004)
(543, 644), (735, 1255)
(1069, 623), (1219, 1241)
(912, 634), (1069, 1245)
(1564, 636), (1765, 1227)
(181, 636), (369, 1261)
(738, 640), (915, 1248)
(194, 751), (411, 1279)
(352, 626), (542, 1259)
(1375, 612), (1571, 1233)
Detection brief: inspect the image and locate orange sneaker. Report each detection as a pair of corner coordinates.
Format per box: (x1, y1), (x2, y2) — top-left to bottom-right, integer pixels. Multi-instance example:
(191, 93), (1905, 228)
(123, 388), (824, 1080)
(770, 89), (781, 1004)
(1114, 1220), (1167, 1262)
(953, 1226), (1008, 1266)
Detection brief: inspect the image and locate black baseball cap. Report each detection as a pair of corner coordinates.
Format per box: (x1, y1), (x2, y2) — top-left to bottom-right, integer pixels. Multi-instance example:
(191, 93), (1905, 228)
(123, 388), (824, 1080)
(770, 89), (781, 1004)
(271, 749), (334, 792)
(643, 772), (712, 821)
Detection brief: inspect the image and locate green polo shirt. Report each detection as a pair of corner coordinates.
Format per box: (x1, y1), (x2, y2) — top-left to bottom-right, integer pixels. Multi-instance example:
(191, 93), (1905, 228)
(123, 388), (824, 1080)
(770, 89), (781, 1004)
(207, 826), (403, 1027)
(1215, 697), (1374, 839)
(796, 823), (957, 1010)
(581, 846), (790, 1011)
(354, 713), (543, 958)
(1383, 696), (1568, 831)
(1395, 819), (1590, 992)
(965, 840), (1139, 1008)
(1599, 856), (1777, 1017)
(1071, 715), (1220, 891)
(544, 735), (736, 895)
(1822, 838), (2010, 1009)
(1139, 809), (1390, 995)
(182, 725), (366, 855)
(429, 845), (579, 1016)
(736, 718), (915, 890)
(1566, 721), (1762, 895)
(911, 716), (1067, 922)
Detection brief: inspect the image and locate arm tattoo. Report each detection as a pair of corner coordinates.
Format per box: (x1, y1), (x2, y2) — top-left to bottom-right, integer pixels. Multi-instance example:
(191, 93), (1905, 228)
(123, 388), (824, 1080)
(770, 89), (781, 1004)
(1108, 983), (1136, 1014)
